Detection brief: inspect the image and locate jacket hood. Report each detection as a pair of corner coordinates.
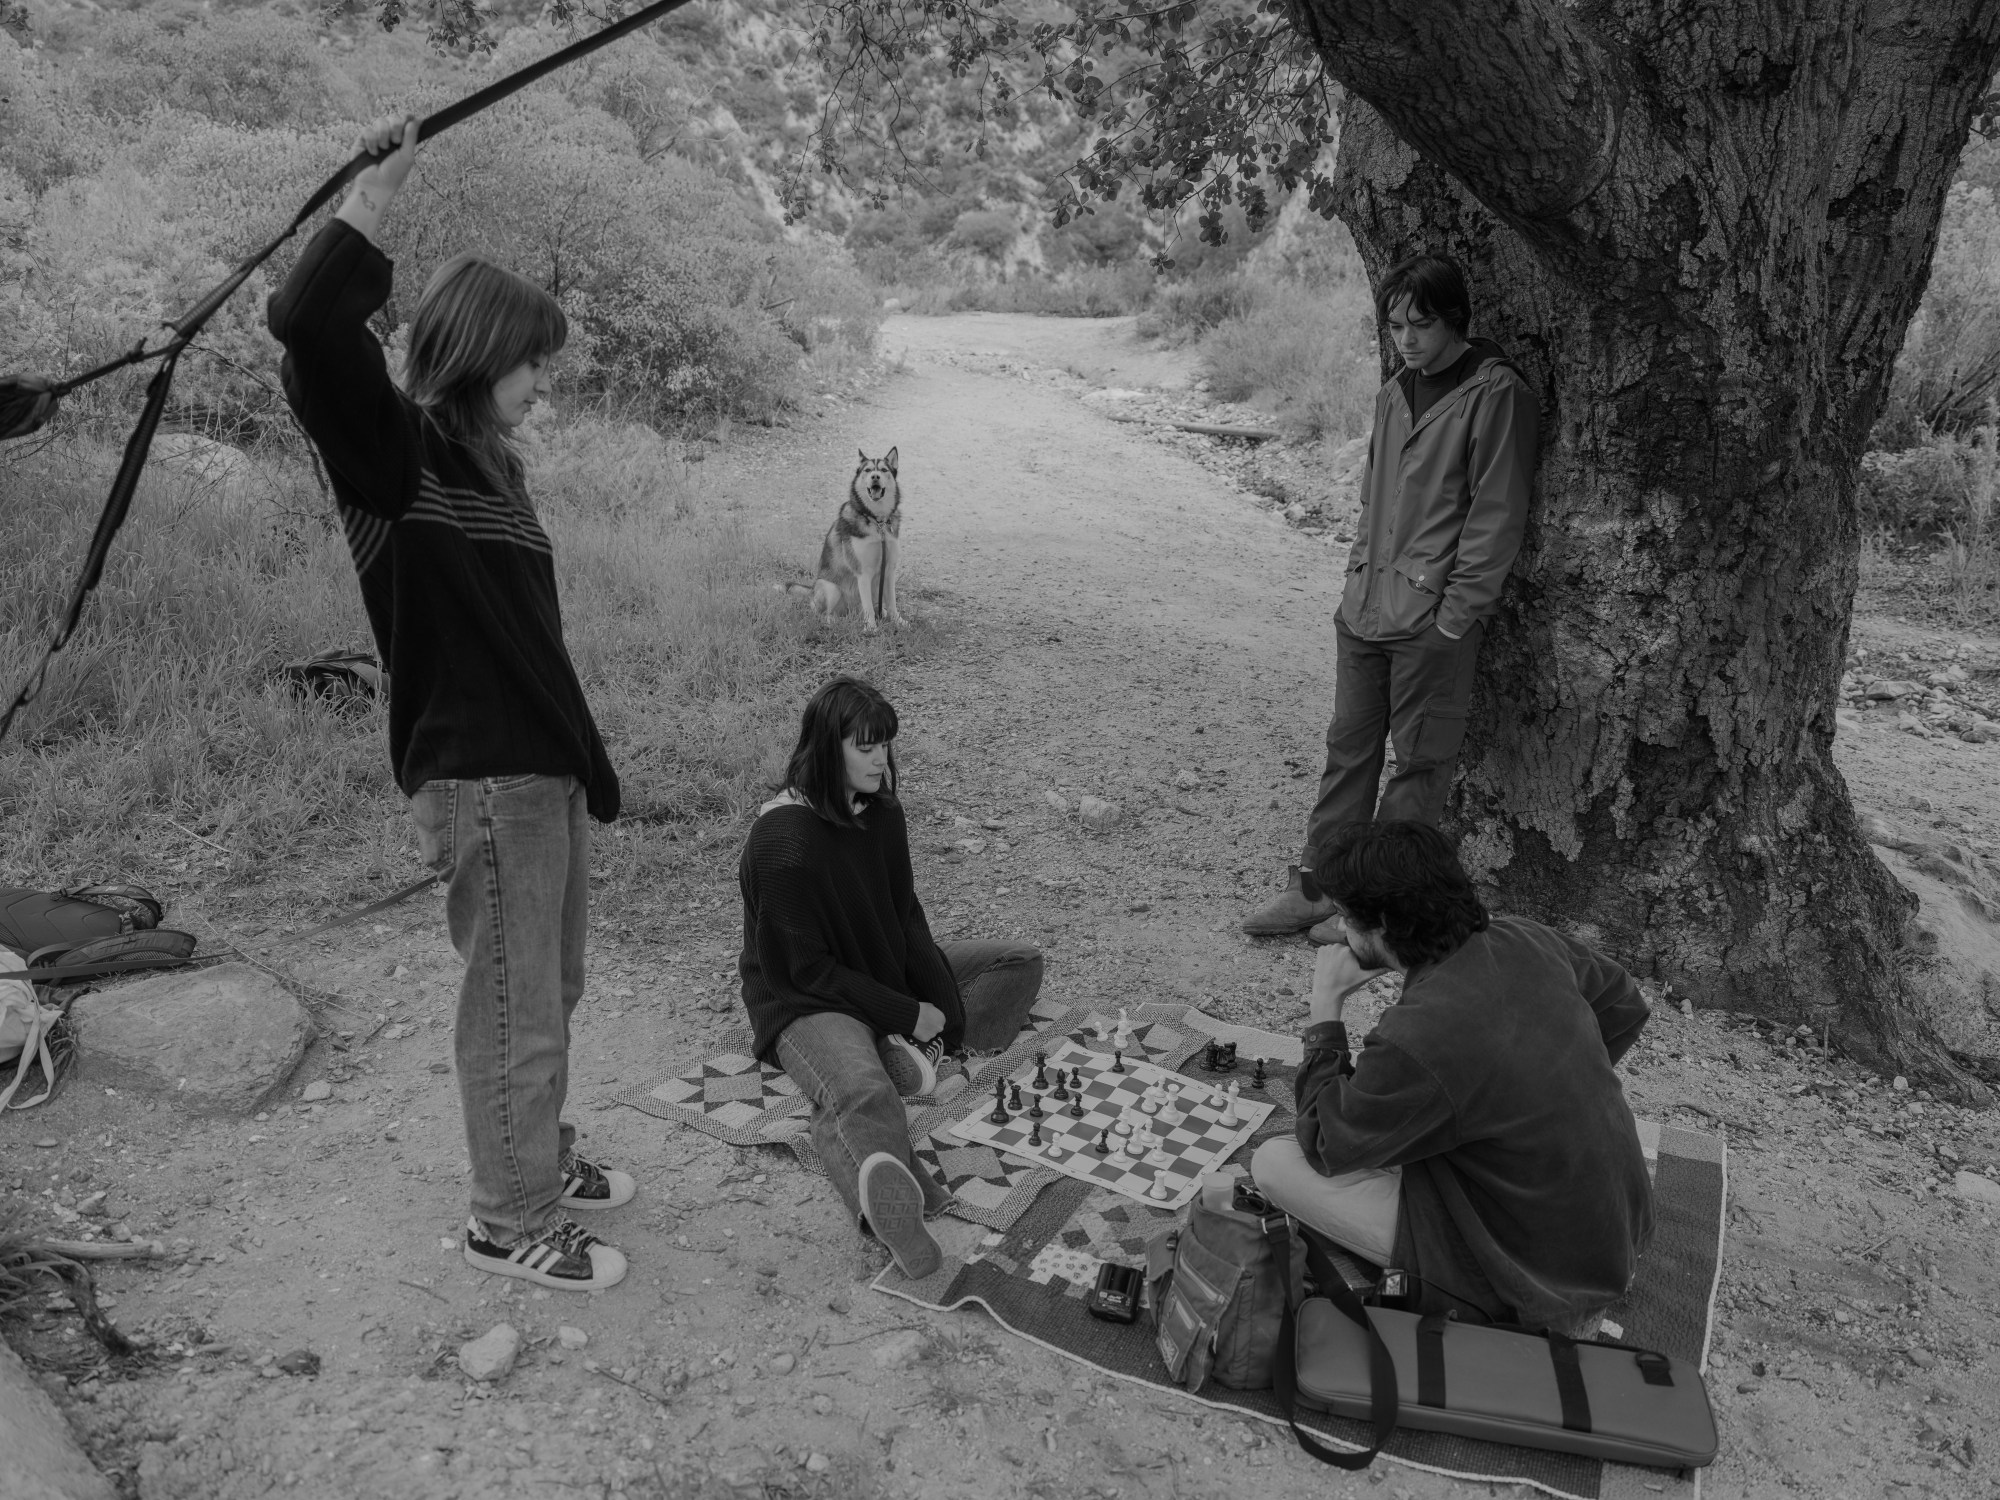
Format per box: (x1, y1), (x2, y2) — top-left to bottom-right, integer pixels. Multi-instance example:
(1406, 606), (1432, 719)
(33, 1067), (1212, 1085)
(1394, 336), (1523, 415)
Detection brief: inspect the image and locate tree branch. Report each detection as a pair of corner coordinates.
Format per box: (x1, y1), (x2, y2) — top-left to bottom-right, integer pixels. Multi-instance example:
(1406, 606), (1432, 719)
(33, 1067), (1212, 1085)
(1289, 0), (1626, 234)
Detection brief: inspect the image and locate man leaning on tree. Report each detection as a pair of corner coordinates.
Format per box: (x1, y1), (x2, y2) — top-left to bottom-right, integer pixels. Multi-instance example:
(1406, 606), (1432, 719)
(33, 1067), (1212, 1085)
(1244, 254), (1541, 943)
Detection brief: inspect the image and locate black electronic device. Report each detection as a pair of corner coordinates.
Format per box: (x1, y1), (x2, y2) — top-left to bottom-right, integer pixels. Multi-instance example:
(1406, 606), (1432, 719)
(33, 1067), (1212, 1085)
(1231, 1180), (1272, 1217)
(1085, 1262), (1143, 1324)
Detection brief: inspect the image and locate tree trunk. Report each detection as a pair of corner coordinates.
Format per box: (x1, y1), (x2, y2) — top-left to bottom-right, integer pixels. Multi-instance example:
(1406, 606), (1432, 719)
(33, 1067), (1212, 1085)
(1295, 0), (2000, 1097)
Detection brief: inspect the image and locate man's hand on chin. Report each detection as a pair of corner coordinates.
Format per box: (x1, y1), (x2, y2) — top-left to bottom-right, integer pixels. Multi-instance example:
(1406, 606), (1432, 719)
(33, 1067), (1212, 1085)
(1309, 943), (1389, 1026)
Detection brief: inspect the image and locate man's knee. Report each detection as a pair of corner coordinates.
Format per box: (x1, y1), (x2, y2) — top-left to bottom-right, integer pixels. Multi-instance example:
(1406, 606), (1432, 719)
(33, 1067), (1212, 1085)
(1250, 1137), (1309, 1205)
(825, 1058), (900, 1119)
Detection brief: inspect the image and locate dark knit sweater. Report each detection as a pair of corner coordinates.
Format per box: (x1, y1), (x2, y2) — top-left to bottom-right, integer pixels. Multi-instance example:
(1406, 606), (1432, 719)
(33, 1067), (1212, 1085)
(1293, 916), (1654, 1330)
(737, 796), (964, 1063)
(265, 221), (619, 821)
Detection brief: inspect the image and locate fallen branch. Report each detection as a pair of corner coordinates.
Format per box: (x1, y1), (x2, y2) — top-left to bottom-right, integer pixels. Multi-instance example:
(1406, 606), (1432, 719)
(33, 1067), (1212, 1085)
(34, 1238), (162, 1261)
(819, 1323), (925, 1349)
(1100, 412), (1283, 441)
(397, 1278), (450, 1303)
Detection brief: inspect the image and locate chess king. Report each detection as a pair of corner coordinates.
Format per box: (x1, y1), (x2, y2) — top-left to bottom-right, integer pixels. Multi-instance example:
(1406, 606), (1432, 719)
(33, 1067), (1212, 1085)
(736, 677), (1045, 1279)
(1250, 821), (1654, 1332)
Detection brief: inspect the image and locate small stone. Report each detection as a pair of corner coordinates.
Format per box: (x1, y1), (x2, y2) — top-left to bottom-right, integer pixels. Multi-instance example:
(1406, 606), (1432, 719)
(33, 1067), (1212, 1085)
(1174, 770), (1201, 790)
(812, 1394), (833, 1415)
(1736, 1381), (1761, 1394)
(1043, 790), (1070, 812)
(458, 1324), (521, 1382)
(1834, 1308), (1853, 1325)
(1893, 1076), (1909, 1092)
(1953, 1170), (2000, 1206)
(1077, 796), (1123, 832)
(826, 1295), (850, 1315)
(556, 1326), (589, 1350)
(275, 1349), (320, 1376)
(872, 1330), (925, 1370)
(1863, 679), (1922, 701)
(1906, 1348), (1937, 1369)
(300, 1081), (332, 1103)
(33, 1139), (57, 1149)
(769, 1352), (796, 1375)
(806, 1453), (830, 1474)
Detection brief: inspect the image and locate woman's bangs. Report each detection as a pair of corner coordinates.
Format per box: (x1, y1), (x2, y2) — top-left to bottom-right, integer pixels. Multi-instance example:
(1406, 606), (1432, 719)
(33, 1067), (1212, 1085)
(845, 697), (898, 747)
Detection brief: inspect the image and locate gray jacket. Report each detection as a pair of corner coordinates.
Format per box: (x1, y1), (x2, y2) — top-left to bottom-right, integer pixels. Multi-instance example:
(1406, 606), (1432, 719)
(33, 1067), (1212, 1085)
(1339, 342), (1539, 641)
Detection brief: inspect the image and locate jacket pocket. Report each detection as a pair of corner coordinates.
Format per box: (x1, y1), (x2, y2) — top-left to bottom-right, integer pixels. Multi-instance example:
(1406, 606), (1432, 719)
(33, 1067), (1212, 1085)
(1382, 556), (1445, 636)
(1339, 556), (1369, 621)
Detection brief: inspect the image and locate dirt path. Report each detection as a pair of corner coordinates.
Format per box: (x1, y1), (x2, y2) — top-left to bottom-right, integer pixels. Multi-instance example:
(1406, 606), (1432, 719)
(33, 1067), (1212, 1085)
(9, 313), (2000, 1500)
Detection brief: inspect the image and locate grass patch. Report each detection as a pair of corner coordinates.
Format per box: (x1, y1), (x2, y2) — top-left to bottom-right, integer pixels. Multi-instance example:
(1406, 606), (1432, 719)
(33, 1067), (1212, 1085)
(0, 418), (872, 920)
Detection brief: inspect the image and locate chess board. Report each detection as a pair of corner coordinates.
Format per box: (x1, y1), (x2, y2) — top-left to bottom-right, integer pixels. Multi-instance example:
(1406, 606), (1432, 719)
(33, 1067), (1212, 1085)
(945, 1036), (1275, 1210)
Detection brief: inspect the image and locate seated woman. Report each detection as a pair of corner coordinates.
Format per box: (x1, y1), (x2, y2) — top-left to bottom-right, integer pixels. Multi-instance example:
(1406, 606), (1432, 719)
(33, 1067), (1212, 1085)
(739, 676), (1042, 1278)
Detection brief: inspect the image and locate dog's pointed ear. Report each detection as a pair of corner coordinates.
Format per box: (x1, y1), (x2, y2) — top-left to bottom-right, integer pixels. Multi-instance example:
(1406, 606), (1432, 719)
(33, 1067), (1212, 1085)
(857, 449), (869, 467)
(883, 446), (898, 474)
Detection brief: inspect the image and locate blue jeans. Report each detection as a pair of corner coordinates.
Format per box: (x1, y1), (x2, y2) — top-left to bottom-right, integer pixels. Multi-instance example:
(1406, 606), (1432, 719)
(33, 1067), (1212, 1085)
(777, 939), (1044, 1230)
(411, 774), (588, 1245)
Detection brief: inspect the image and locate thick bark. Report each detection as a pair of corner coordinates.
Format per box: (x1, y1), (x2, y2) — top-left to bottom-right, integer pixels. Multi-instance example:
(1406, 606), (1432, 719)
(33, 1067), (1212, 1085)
(1297, 0), (2000, 1096)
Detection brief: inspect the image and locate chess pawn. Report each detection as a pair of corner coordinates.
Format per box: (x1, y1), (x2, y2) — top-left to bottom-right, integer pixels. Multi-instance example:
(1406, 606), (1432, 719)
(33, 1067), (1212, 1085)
(1157, 1100), (1181, 1129)
(1028, 1116), (1043, 1148)
(1111, 1048), (1126, 1074)
(1051, 1069), (1070, 1103)
(1094, 1129), (1112, 1155)
(1069, 1090), (1086, 1119)
(1251, 1056), (1268, 1090)
(1147, 1177), (1169, 1200)
(1029, 1090), (1045, 1119)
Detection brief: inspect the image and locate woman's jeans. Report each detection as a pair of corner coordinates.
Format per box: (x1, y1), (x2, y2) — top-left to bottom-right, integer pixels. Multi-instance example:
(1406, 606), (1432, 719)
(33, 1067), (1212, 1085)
(411, 774), (588, 1246)
(775, 939), (1043, 1232)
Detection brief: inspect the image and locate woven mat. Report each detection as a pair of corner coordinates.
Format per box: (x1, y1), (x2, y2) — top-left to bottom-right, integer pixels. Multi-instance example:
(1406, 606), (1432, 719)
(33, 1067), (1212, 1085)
(616, 1000), (1300, 1229)
(873, 1078), (1726, 1500)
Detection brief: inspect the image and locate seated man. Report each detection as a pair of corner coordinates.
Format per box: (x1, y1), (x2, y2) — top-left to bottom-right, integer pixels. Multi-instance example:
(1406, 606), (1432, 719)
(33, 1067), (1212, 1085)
(1251, 821), (1653, 1332)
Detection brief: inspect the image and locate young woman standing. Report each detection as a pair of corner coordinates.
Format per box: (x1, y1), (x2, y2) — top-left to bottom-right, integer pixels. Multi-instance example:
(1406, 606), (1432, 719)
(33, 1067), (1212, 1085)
(741, 677), (1043, 1279)
(268, 114), (632, 1291)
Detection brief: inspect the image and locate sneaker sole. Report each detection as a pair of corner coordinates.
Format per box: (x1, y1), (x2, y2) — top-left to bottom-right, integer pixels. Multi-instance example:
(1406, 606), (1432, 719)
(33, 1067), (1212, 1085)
(859, 1153), (942, 1280)
(464, 1241), (629, 1292)
(560, 1168), (637, 1211)
(882, 1037), (938, 1098)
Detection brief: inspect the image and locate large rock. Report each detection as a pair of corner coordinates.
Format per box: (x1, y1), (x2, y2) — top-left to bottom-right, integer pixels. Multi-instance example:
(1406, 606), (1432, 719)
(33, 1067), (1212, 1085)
(0, 1332), (116, 1500)
(458, 1324), (520, 1382)
(72, 963), (312, 1114)
(1860, 826), (2000, 1056)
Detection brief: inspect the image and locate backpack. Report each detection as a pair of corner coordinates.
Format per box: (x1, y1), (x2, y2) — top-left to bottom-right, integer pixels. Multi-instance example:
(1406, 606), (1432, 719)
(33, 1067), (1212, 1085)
(0, 884), (198, 982)
(1145, 1176), (1307, 1392)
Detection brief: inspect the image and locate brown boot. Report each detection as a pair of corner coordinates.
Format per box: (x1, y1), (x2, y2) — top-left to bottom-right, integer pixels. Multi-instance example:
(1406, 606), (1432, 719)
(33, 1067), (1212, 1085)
(1306, 915), (1349, 946)
(1240, 864), (1338, 936)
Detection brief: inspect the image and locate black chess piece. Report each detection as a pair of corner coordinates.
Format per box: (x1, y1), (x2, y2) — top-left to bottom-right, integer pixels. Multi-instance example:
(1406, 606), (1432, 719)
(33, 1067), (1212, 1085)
(1051, 1068), (1070, 1102)
(1069, 1066), (1083, 1092)
(1029, 1090), (1045, 1119)
(1032, 1052), (1049, 1091)
(1223, 1041), (1238, 1072)
(1029, 1116), (1043, 1147)
(1008, 1081), (1024, 1111)
(1094, 1128), (1111, 1155)
(1251, 1056), (1267, 1090)
(1069, 1089), (1086, 1118)
(988, 1077), (1010, 1125)
(1203, 1039), (1220, 1072)
(1111, 1049), (1125, 1074)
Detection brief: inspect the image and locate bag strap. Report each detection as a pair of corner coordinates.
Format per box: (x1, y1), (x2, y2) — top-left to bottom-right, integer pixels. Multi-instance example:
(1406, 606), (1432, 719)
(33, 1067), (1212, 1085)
(0, 993), (57, 1111)
(1266, 1215), (1400, 1470)
(1544, 1330), (1595, 1433)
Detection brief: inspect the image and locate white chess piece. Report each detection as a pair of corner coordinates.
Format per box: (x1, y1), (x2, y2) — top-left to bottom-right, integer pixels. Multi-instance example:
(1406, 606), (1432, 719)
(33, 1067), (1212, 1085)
(1221, 1082), (1240, 1125)
(1114, 1006), (1133, 1050)
(1148, 1177), (1169, 1199)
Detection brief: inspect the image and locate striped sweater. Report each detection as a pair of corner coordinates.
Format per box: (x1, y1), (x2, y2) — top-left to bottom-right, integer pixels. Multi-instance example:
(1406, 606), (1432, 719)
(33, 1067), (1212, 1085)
(266, 221), (618, 820)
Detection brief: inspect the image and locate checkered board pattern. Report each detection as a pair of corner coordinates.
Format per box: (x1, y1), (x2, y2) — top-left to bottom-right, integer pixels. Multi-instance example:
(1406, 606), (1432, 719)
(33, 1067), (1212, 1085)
(945, 1036), (1274, 1210)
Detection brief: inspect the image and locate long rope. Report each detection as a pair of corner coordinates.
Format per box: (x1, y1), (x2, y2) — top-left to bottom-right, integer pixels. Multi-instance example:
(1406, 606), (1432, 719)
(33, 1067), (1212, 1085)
(0, 0), (699, 744)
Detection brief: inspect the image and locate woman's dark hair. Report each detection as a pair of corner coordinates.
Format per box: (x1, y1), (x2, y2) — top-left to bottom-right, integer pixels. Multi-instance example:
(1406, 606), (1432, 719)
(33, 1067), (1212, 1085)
(783, 676), (899, 827)
(1374, 254), (1472, 337)
(1312, 821), (1488, 968)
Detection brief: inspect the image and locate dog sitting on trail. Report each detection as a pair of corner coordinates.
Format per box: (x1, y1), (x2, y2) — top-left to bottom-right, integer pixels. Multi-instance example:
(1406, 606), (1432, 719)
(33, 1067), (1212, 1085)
(799, 448), (906, 633)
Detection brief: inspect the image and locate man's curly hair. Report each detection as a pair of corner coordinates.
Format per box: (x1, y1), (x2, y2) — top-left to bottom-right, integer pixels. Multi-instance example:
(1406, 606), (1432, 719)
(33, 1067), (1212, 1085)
(1312, 821), (1489, 968)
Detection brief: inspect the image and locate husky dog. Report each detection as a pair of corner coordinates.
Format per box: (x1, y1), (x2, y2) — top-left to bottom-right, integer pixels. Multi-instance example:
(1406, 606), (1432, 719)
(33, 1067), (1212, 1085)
(806, 447), (906, 633)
